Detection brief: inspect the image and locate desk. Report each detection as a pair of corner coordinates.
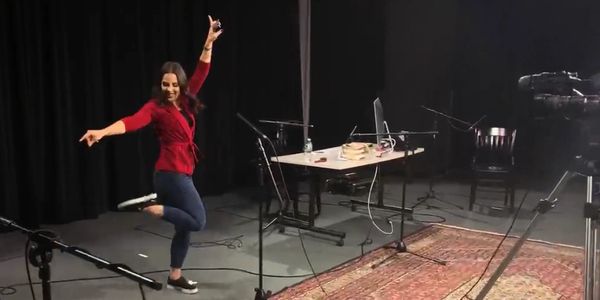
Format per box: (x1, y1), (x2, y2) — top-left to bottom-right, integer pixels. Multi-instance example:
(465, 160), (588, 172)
(270, 146), (424, 245)
(272, 146), (424, 170)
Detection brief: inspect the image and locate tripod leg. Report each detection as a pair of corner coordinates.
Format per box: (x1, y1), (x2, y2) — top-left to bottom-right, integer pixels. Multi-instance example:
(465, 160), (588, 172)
(584, 176), (597, 300)
(371, 240), (446, 269)
(469, 178), (477, 211)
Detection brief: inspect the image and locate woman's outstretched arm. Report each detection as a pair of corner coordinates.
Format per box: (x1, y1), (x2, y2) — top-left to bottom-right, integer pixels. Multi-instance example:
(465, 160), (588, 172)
(199, 15), (223, 64)
(79, 120), (125, 147)
(79, 101), (153, 147)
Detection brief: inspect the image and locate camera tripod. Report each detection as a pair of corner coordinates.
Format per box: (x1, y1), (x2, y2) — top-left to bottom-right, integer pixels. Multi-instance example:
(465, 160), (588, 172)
(473, 156), (600, 300)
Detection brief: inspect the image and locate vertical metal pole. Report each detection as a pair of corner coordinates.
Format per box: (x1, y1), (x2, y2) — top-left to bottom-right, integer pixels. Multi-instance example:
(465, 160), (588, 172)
(585, 176), (595, 300)
(256, 138), (265, 293)
(376, 163), (384, 206)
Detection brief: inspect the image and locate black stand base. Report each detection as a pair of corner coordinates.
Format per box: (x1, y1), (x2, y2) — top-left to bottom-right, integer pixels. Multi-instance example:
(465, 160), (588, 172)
(412, 190), (463, 210)
(371, 240), (446, 269)
(350, 200), (413, 216)
(254, 287), (272, 300)
(267, 214), (346, 246)
(394, 240), (407, 252)
(28, 230), (56, 300)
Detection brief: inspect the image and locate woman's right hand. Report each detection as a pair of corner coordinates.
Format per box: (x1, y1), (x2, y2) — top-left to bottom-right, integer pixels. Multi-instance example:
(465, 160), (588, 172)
(79, 129), (106, 147)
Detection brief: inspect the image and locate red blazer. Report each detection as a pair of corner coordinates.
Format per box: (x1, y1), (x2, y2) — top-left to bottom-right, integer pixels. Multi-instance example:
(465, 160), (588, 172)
(121, 61), (210, 175)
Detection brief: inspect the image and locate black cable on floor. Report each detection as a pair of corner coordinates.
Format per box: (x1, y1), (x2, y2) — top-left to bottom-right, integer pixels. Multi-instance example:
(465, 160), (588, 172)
(0, 255), (23, 263)
(317, 224), (373, 276)
(459, 189), (530, 300)
(387, 211), (447, 224)
(0, 286), (16, 296)
(211, 207), (257, 221)
(134, 225), (244, 250)
(359, 226), (373, 258)
(138, 283), (146, 300)
(296, 229), (328, 297)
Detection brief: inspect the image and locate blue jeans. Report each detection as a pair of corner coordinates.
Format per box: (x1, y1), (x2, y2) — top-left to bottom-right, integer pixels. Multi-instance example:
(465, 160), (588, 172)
(154, 171), (206, 268)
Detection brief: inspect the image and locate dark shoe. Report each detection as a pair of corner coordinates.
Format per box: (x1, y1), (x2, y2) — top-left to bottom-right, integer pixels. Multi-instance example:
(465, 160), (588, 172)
(167, 276), (198, 294)
(117, 193), (158, 211)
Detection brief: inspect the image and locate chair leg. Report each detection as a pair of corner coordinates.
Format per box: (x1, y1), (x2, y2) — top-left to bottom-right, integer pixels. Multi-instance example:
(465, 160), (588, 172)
(510, 182), (516, 212)
(290, 183), (299, 217)
(504, 183), (509, 206)
(469, 178), (477, 211)
(313, 174), (322, 216)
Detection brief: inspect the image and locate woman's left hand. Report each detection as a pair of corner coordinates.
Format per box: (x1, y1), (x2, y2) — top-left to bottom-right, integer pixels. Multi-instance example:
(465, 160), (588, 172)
(206, 15), (223, 42)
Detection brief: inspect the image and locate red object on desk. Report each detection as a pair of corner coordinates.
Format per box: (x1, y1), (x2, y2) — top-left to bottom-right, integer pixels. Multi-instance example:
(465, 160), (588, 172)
(315, 157), (327, 163)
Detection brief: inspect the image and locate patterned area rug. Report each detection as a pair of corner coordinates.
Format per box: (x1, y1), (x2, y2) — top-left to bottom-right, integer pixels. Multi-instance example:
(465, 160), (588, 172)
(272, 224), (583, 300)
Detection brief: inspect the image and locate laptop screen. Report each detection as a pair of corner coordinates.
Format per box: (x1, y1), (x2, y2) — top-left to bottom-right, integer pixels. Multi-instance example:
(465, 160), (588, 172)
(373, 97), (385, 145)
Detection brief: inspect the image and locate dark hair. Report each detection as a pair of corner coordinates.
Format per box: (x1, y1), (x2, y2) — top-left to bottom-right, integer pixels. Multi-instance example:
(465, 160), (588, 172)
(153, 61), (203, 114)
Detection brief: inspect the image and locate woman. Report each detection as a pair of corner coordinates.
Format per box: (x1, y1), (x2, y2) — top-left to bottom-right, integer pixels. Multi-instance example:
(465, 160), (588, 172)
(79, 15), (223, 294)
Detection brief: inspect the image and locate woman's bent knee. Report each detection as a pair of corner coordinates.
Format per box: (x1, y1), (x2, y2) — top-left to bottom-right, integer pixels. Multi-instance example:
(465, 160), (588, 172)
(189, 217), (206, 231)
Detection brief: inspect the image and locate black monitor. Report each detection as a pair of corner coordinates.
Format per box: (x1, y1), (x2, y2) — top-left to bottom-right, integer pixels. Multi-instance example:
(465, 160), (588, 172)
(373, 97), (385, 145)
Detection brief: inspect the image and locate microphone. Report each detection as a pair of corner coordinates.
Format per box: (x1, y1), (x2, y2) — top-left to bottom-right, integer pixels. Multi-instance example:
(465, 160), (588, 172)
(467, 115), (487, 131)
(0, 216), (14, 226)
(349, 124), (357, 137)
(236, 113), (269, 139)
(346, 125), (358, 143)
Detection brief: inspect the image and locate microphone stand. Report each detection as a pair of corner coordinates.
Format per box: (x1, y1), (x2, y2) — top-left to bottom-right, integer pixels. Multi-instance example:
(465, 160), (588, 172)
(412, 107), (479, 210)
(258, 119), (314, 150)
(238, 113), (339, 299)
(348, 130), (436, 216)
(258, 119), (314, 217)
(237, 113), (278, 300)
(351, 131), (446, 267)
(411, 106), (485, 210)
(0, 217), (162, 300)
(421, 105), (486, 132)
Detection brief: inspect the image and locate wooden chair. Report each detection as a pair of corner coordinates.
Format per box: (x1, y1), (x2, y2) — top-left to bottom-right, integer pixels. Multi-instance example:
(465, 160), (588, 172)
(469, 127), (517, 211)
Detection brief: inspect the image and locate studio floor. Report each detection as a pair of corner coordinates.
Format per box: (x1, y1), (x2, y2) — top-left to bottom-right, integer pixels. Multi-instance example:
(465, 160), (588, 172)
(0, 174), (590, 300)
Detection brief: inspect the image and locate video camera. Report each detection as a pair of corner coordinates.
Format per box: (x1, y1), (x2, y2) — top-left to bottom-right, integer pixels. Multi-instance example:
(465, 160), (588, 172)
(519, 71), (600, 118)
(519, 71), (600, 174)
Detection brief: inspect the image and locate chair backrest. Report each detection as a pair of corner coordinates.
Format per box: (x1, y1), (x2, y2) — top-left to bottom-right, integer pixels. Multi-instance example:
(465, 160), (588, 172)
(473, 127), (517, 167)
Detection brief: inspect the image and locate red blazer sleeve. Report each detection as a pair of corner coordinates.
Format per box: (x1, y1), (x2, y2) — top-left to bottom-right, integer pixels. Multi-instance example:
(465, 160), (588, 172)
(188, 61), (210, 94)
(121, 101), (154, 132)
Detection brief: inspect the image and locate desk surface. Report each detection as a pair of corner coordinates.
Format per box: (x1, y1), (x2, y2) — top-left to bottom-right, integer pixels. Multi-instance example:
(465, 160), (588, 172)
(271, 146), (424, 170)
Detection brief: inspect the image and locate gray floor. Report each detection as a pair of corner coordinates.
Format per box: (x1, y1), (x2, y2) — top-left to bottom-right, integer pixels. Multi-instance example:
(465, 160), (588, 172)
(0, 174), (590, 300)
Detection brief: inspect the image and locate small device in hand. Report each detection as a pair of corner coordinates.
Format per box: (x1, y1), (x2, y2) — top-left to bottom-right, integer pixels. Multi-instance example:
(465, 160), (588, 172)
(212, 20), (222, 32)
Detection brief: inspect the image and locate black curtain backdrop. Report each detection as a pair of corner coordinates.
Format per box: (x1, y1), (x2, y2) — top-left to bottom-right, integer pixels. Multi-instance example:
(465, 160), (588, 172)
(381, 0), (600, 180)
(310, 0), (600, 180)
(2, 0), (600, 227)
(0, 0), (301, 227)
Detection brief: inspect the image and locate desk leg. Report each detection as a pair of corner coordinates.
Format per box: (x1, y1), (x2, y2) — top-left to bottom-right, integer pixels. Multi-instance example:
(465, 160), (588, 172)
(275, 168), (345, 246)
(309, 172), (316, 227)
(309, 172), (323, 224)
(377, 165), (384, 206)
(350, 164), (413, 216)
